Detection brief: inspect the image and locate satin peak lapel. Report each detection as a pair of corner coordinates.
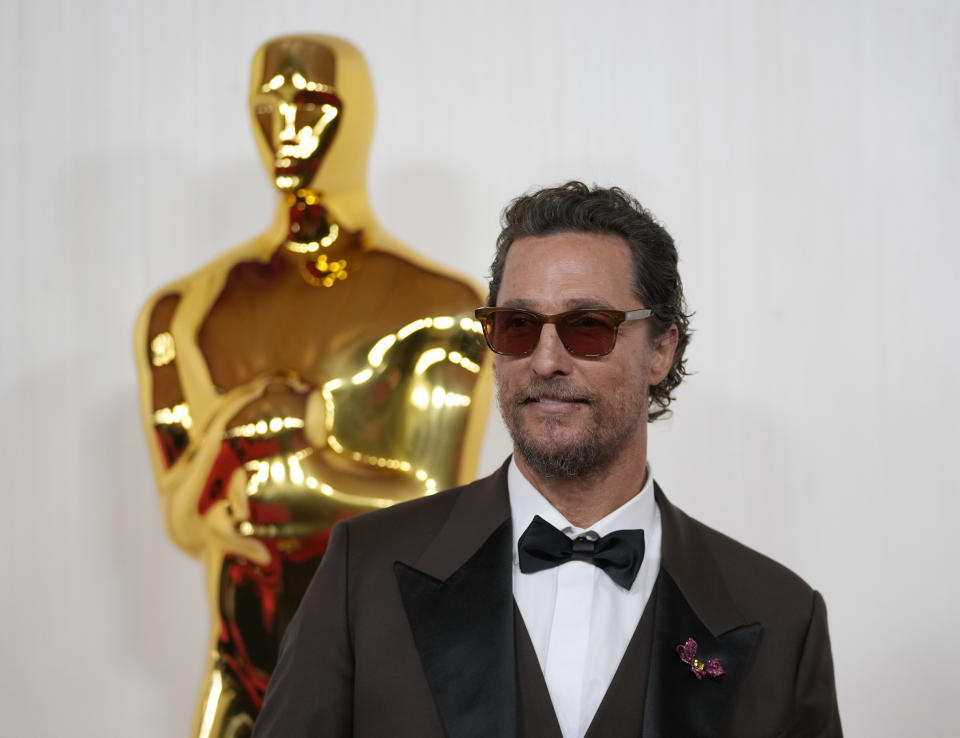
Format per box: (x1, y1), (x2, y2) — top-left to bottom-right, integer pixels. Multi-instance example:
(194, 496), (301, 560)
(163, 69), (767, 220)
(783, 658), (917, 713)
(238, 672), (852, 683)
(643, 569), (762, 738)
(394, 505), (516, 738)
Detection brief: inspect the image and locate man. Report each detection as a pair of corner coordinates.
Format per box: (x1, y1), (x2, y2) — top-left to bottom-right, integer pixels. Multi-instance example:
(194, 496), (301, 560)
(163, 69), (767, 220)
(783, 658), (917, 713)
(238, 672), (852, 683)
(253, 182), (842, 737)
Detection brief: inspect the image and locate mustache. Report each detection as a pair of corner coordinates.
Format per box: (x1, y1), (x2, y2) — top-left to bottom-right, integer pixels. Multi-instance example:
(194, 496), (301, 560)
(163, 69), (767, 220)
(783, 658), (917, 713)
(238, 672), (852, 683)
(512, 378), (594, 403)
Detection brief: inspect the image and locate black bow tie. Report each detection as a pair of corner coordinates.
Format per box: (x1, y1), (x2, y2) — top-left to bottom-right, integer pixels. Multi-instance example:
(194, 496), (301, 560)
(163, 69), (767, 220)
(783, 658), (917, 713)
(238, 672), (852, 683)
(517, 515), (645, 590)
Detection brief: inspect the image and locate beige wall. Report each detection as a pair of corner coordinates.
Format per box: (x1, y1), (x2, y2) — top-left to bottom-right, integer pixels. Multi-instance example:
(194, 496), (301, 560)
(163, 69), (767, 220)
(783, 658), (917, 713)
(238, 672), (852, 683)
(2, 0), (958, 734)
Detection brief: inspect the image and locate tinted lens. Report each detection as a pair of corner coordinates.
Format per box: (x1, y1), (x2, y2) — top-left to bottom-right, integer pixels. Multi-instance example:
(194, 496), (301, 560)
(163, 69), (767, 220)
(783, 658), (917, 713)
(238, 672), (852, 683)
(556, 311), (619, 356)
(485, 310), (543, 354)
(480, 309), (622, 356)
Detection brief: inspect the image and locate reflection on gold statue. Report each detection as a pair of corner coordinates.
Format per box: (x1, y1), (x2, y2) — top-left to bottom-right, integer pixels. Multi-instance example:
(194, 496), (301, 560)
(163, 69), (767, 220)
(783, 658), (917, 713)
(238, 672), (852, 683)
(134, 34), (491, 737)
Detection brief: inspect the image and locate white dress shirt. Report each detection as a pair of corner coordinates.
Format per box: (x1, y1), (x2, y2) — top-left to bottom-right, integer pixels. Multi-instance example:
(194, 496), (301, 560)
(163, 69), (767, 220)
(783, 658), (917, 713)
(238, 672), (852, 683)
(508, 459), (662, 738)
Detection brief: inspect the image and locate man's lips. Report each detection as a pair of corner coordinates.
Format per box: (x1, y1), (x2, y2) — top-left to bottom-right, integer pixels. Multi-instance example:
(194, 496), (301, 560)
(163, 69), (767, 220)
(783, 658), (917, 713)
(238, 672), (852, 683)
(523, 395), (588, 412)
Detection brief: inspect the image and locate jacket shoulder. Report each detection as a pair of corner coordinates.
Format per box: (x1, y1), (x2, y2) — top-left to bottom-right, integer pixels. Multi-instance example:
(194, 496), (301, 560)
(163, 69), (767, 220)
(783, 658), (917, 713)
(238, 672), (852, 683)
(659, 489), (819, 624)
(338, 470), (504, 564)
(688, 509), (814, 598)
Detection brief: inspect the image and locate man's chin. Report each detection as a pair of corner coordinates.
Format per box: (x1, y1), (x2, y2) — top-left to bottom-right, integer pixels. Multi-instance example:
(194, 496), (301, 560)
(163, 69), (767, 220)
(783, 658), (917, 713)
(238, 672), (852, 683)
(514, 438), (599, 479)
(515, 416), (588, 446)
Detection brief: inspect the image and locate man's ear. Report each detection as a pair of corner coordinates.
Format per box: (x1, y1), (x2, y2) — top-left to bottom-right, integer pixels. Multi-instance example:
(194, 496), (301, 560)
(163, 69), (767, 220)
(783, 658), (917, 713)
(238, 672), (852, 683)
(648, 323), (679, 386)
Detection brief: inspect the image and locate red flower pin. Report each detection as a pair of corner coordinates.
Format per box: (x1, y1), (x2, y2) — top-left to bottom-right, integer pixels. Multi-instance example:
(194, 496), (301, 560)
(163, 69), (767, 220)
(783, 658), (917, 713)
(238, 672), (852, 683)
(676, 638), (725, 680)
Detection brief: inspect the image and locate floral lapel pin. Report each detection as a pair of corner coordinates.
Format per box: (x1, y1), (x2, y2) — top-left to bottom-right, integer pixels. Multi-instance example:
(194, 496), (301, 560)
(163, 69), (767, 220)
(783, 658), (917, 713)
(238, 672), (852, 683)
(676, 638), (725, 680)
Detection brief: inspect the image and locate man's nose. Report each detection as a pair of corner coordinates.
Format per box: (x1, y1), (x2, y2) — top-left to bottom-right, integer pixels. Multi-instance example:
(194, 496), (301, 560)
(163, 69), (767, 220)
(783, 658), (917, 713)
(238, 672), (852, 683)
(529, 324), (573, 376)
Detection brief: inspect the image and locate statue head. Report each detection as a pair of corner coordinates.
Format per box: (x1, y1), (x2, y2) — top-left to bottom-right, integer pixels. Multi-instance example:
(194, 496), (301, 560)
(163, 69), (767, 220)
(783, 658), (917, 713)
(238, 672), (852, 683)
(249, 35), (375, 195)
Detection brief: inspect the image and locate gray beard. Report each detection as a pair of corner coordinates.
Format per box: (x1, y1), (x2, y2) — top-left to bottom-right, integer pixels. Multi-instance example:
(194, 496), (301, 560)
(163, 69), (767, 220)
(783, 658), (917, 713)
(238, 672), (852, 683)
(514, 434), (599, 478)
(504, 400), (640, 480)
(497, 375), (645, 480)
(512, 424), (626, 479)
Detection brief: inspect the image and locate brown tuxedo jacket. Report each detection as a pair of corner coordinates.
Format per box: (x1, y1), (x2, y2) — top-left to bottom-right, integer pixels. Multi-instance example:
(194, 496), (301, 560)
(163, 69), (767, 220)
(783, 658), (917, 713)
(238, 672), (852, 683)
(253, 461), (841, 737)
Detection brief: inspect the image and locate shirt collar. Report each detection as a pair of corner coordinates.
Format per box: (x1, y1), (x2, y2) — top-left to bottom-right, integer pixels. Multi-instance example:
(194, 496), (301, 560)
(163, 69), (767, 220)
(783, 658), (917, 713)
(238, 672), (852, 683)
(508, 456), (658, 562)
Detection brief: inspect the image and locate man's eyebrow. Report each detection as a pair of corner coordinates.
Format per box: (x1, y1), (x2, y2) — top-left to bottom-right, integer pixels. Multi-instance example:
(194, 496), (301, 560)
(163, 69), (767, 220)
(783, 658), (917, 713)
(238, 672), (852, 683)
(564, 297), (617, 310)
(497, 297), (618, 311)
(497, 298), (536, 310)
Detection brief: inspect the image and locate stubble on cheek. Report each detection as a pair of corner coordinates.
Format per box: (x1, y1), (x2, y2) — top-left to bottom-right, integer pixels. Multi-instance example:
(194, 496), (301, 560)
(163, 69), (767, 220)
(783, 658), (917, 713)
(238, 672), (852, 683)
(495, 377), (604, 478)
(495, 369), (647, 479)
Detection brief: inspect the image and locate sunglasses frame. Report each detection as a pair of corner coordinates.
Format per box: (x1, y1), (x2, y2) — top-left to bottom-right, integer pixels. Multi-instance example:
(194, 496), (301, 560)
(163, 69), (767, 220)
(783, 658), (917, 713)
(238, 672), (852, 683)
(474, 306), (654, 357)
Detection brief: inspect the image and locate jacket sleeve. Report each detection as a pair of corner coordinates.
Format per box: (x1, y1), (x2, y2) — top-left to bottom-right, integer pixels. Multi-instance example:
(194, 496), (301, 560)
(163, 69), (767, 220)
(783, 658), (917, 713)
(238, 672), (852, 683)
(253, 521), (354, 737)
(784, 590), (843, 737)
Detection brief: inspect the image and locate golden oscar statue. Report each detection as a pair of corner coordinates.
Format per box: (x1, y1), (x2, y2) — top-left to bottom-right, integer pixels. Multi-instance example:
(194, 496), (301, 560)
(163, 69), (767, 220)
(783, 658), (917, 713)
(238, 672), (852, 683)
(134, 34), (491, 737)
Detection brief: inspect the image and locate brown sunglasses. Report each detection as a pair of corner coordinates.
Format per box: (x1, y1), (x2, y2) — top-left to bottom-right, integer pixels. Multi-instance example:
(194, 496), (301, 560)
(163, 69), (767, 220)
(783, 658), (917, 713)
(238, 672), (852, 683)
(474, 307), (653, 357)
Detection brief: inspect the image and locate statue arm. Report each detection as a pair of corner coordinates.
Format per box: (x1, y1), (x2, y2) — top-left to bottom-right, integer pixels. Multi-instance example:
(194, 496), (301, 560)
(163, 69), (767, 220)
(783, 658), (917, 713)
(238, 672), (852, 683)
(134, 290), (269, 563)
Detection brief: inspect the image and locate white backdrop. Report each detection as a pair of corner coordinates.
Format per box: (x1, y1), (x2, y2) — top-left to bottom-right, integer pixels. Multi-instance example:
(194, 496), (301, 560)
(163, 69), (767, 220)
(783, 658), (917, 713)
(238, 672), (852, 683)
(2, 1), (958, 735)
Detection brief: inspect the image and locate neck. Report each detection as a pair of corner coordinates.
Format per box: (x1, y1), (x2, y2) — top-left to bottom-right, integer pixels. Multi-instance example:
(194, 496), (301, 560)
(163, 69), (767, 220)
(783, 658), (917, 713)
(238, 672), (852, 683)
(268, 189), (369, 287)
(514, 447), (649, 529)
(269, 176), (375, 231)
(275, 190), (340, 251)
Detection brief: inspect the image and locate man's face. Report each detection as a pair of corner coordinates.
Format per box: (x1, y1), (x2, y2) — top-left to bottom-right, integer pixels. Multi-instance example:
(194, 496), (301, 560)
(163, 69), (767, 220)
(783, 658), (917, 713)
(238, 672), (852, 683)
(494, 232), (676, 479)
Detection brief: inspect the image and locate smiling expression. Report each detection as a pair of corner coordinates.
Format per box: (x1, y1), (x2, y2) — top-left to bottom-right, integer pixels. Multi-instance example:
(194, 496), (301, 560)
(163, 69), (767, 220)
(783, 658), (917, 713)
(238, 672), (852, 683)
(494, 231), (674, 480)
